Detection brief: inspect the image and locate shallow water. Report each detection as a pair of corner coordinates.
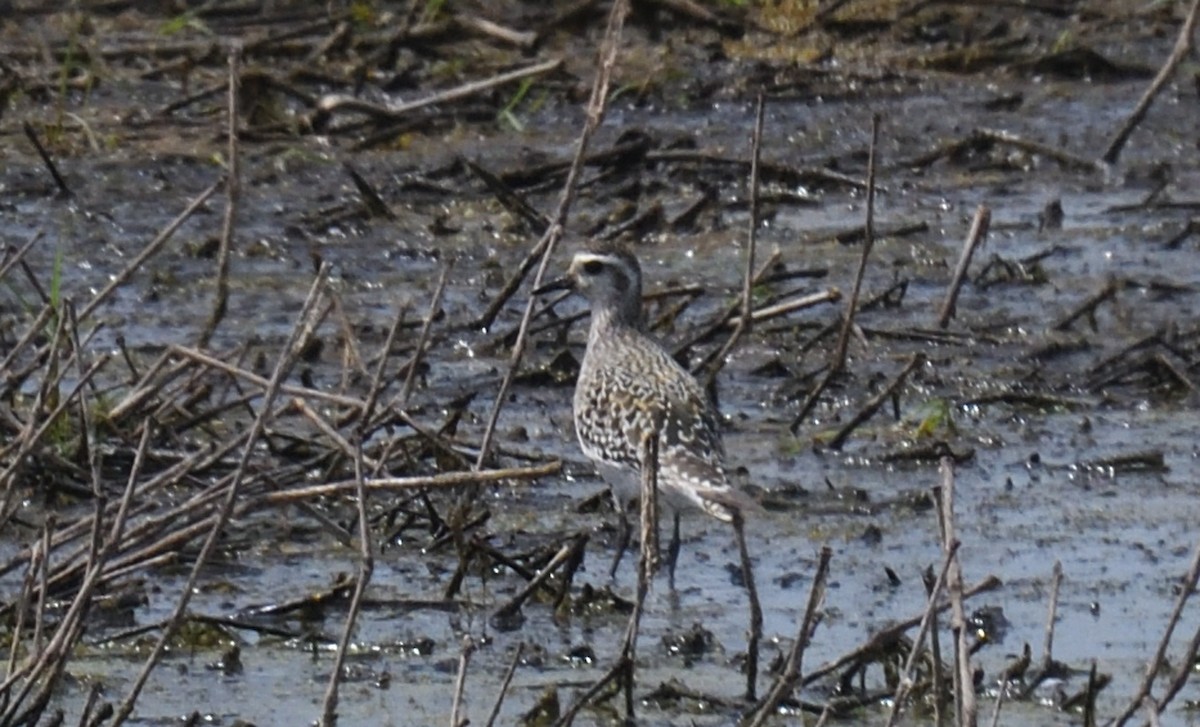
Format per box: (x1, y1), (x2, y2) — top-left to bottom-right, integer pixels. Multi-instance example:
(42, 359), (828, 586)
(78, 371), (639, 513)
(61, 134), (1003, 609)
(6, 5), (1200, 726)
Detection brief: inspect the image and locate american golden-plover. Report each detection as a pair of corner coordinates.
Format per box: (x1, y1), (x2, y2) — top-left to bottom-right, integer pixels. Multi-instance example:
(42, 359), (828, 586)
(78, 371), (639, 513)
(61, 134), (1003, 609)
(538, 244), (763, 699)
(539, 245), (759, 583)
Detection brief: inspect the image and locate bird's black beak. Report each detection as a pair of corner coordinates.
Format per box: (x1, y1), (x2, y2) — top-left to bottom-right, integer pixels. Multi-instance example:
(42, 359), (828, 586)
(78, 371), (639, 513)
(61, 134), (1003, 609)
(533, 275), (574, 296)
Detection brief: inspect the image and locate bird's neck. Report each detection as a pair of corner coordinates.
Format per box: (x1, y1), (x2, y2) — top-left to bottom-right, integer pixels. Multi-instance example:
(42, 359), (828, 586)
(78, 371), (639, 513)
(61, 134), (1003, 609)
(587, 304), (643, 347)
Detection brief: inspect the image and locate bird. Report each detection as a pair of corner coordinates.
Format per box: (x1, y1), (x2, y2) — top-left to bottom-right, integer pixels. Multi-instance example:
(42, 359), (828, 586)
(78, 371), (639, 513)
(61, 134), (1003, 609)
(537, 244), (763, 698)
(553, 246), (754, 514)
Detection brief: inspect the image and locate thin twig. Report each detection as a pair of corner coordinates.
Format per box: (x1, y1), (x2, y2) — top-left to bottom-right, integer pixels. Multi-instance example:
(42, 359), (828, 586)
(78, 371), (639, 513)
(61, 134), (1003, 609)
(1108, 532), (1200, 727)
(490, 535), (585, 628)
(197, 42), (241, 348)
(884, 540), (961, 727)
(448, 636), (477, 727)
(833, 113), (881, 373)
(937, 204), (991, 328)
(1052, 278), (1118, 332)
(1102, 0), (1200, 163)
(734, 512), (763, 702)
(743, 545), (832, 727)
(790, 114), (880, 432)
(802, 574), (1002, 689)
(22, 121), (71, 197)
(988, 679), (1007, 727)
(940, 457), (977, 727)
(1041, 560), (1063, 670)
(826, 352), (925, 450)
(0, 230), (45, 285)
(554, 416), (656, 727)
(319, 436), (375, 726)
(397, 264), (449, 410)
(109, 266), (329, 726)
(473, 0), (627, 471)
(703, 93), (765, 391)
(259, 461), (559, 505)
(482, 642), (524, 727)
(318, 58), (562, 122)
(79, 179), (223, 321)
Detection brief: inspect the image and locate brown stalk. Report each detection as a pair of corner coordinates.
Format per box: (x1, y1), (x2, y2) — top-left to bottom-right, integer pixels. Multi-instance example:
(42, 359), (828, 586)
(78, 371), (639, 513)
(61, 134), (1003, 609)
(1042, 560), (1063, 670)
(319, 302), (400, 721)
(679, 251), (780, 360)
(167, 344), (366, 410)
(721, 288), (841, 329)
(4, 541), (37, 686)
(937, 204), (991, 328)
(197, 42), (242, 348)
(294, 398), (383, 470)
(884, 539), (961, 727)
(1053, 278), (1119, 332)
(259, 461), (559, 505)
(78, 179), (223, 322)
(1102, 0), (1200, 163)
(0, 425), (147, 723)
(0, 525), (50, 698)
(790, 114), (880, 433)
(396, 264), (450, 411)
(1142, 615), (1200, 725)
(0, 304), (54, 389)
(482, 642), (525, 727)
(22, 121), (71, 197)
(0, 356), (109, 523)
(1107, 532), (1200, 727)
(473, 0), (628, 471)
(833, 113), (881, 373)
(109, 265), (329, 726)
(0, 417), (261, 592)
(939, 458), (977, 727)
(0, 230), (45, 284)
(64, 304), (101, 498)
(734, 511), (763, 702)
(448, 636), (477, 727)
(826, 352), (925, 450)
(743, 545), (833, 727)
(553, 418), (657, 727)
(318, 58), (562, 122)
(490, 535), (585, 628)
(702, 93), (765, 391)
(319, 439), (375, 727)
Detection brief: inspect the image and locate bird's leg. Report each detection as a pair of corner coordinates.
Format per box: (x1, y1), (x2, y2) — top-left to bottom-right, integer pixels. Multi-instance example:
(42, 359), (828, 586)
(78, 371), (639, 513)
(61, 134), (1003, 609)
(733, 512), (763, 702)
(608, 491), (631, 579)
(666, 510), (681, 590)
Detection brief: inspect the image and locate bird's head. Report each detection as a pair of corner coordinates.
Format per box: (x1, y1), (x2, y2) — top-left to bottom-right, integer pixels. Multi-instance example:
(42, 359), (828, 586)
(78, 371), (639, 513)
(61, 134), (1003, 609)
(536, 247), (644, 328)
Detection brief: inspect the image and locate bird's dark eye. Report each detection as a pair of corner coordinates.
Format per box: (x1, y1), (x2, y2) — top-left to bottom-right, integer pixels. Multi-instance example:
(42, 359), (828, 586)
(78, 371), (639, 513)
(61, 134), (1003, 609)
(581, 260), (604, 275)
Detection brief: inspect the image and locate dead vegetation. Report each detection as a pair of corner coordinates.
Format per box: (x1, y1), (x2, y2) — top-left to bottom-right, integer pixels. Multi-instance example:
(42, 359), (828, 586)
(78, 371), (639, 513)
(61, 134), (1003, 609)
(3, 0), (1200, 725)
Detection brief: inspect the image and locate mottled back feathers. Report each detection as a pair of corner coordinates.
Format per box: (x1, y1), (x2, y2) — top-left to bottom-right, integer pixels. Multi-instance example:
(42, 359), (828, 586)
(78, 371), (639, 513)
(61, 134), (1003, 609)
(565, 248), (751, 521)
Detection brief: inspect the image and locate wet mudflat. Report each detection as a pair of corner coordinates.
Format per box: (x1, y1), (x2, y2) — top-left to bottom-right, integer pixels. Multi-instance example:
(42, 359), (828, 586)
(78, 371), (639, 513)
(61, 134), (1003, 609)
(3, 1), (1200, 725)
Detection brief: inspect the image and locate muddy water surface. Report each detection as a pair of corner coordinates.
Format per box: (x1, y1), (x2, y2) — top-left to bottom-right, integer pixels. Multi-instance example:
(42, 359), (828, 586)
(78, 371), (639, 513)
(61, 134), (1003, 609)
(4, 3), (1200, 726)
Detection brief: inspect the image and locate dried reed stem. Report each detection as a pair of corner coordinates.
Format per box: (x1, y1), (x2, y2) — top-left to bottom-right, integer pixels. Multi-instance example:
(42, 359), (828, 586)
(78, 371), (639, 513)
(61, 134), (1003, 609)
(197, 42), (242, 348)
(1108, 532), (1200, 727)
(110, 266), (329, 726)
(939, 457), (977, 727)
(473, 0), (628, 469)
(743, 545), (832, 727)
(395, 264), (449, 411)
(790, 114), (880, 432)
(1102, 0), (1200, 163)
(78, 179), (223, 322)
(937, 204), (990, 329)
(482, 642), (524, 727)
(884, 539), (961, 727)
(319, 439), (375, 726)
(703, 93), (765, 389)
